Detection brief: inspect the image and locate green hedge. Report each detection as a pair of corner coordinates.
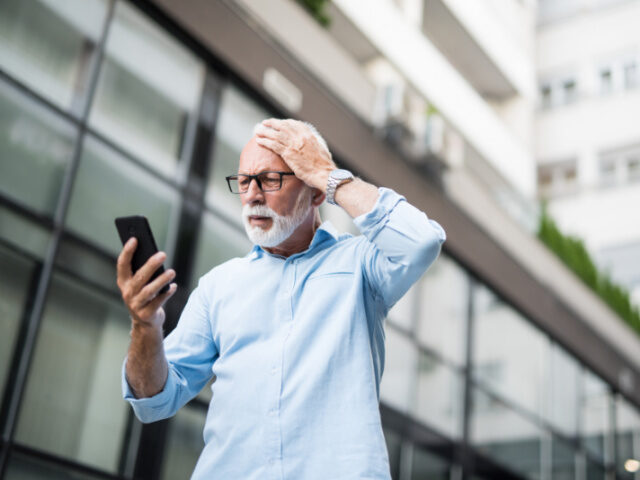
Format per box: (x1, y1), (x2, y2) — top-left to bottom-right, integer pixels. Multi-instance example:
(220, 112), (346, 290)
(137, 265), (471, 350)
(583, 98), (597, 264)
(295, 0), (331, 27)
(538, 206), (640, 334)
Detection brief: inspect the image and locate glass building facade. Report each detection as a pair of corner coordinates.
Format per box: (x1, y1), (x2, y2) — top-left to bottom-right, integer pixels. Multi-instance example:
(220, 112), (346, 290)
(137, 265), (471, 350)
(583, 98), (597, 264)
(0, 1), (638, 479)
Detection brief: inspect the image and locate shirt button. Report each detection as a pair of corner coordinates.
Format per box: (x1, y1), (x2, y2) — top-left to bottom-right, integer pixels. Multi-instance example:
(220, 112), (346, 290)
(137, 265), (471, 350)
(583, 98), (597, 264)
(268, 409), (277, 416)
(270, 367), (277, 375)
(269, 459), (275, 465)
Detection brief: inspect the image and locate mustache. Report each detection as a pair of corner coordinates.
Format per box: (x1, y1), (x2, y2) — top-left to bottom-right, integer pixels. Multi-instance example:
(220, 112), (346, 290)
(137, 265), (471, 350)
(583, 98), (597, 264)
(243, 204), (277, 218)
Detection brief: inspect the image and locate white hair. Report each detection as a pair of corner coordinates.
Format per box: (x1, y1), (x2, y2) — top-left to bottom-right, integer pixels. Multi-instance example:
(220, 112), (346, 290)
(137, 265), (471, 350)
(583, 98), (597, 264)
(253, 120), (330, 155)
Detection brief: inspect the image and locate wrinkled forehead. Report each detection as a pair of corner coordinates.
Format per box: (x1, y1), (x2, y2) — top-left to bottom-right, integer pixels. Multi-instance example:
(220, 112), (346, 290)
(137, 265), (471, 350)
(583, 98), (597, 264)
(238, 137), (291, 174)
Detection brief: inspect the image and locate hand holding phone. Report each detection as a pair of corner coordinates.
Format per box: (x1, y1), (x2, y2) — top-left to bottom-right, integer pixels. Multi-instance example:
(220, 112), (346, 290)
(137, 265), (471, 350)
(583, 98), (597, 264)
(115, 215), (176, 328)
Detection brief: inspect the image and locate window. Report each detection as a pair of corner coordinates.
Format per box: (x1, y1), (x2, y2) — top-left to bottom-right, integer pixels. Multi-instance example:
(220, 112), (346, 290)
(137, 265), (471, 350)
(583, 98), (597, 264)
(89, 1), (205, 178)
(0, 0), (109, 113)
(161, 405), (207, 480)
(14, 271), (131, 473)
(65, 136), (179, 256)
(470, 388), (543, 479)
(0, 79), (76, 216)
(562, 78), (577, 104)
(580, 370), (612, 463)
(600, 68), (613, 95)
(537, 159), (579, 198)
(380, 327), (418, 412)
(472, 284), (550, 419)
(624, 62), (638, 90)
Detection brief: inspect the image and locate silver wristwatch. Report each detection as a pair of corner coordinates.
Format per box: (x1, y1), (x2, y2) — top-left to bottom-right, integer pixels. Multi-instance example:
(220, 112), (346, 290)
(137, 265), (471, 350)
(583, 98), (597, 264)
(326, 169), (354, 205)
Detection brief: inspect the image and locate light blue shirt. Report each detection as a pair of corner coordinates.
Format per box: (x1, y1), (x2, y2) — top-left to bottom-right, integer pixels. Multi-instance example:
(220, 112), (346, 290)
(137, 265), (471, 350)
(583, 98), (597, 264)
(123, 187), (446, 479)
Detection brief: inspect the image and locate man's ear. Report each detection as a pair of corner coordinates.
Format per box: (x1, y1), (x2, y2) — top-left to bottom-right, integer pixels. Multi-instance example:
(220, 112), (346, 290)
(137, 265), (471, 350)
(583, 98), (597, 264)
(311, 187), (325, 207)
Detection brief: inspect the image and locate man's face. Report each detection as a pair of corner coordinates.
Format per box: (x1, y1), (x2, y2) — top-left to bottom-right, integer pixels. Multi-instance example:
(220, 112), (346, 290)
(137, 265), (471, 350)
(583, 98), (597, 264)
(238, 138), (312, 247)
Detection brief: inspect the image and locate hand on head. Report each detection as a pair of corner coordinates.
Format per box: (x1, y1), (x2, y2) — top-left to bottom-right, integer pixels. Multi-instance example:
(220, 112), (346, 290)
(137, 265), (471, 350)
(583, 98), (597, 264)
(254, 119), (336, 191)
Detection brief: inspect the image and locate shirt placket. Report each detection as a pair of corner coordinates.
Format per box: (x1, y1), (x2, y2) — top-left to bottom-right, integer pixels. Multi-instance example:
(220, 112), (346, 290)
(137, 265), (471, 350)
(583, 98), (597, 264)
(265, 257), (296, 480)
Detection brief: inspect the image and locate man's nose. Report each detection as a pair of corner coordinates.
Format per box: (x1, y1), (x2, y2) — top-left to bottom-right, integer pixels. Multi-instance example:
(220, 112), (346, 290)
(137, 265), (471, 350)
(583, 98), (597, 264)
(243, 177), (265, 204)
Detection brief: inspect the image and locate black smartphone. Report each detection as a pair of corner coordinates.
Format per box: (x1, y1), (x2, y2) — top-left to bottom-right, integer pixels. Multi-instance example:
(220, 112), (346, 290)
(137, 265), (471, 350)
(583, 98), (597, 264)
(115, 215), (169, 294)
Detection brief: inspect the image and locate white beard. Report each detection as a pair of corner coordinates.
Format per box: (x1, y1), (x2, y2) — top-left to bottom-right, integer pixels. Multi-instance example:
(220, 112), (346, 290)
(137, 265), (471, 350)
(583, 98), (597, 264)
(242, 189), (313, 248)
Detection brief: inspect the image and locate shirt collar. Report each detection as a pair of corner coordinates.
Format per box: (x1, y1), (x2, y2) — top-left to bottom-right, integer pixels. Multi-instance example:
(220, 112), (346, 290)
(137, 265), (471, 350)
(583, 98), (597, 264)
(247, 221), (339, 261)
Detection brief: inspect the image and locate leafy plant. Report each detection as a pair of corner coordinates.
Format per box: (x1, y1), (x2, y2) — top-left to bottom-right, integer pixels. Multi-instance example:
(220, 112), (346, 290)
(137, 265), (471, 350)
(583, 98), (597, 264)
(538, 206), (640, 334)
(295, 0), (331, 27)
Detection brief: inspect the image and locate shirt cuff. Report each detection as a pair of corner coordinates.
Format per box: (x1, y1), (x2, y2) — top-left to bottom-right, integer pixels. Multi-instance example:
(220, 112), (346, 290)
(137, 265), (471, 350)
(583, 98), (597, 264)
(121, 356), (174, 409)
(353, 187), (404, 240)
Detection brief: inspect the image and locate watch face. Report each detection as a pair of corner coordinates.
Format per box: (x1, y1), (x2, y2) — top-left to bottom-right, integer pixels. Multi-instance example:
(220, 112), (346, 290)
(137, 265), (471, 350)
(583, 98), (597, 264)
(331, 169), (352, 181)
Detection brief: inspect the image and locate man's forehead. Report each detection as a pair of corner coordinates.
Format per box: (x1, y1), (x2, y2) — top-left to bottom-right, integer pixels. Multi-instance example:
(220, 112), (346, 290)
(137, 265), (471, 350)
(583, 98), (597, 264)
(238, 137), (290, 173)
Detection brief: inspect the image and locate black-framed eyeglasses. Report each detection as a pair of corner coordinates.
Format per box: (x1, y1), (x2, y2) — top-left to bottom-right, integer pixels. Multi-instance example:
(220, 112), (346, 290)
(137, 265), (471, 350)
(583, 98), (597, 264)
(225, 171), (295, 194)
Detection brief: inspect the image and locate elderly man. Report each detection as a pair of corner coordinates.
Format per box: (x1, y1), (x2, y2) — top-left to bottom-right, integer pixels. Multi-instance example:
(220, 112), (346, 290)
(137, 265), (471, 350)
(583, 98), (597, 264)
(118, 119), (446, 479)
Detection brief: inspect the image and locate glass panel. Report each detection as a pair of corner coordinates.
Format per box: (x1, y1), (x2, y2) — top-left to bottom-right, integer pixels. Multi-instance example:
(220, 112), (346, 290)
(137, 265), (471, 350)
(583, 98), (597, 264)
(415, 254), (468, 365)
(472, 284), (549, 418)
(585, 457), (605, 480)
(89, 1), (205, 177)
(0, 79), (76, 216)
(581, 370), (611, 463)
(549, 344), (580, 436)
(65, 136), (179, 256)
(55, 234), (118, 294)
(0, 245), (37, 399)
(6, 452), (105, 480)
(160, 405), (207, 480)
(191, 211), (252, 289)
(470, 387), (542, 480)
(552, 436), (576, 480)
(615, 396), (640, 477)
(387, 281), (416, 331)
(206, 85), (271, 223)
(0, 0), (108, 111)
(383, 428), (402, 480)
(380, 327), (418, 413)
(410, 445), (451, 480)
(413, 352), (463, 439)
(15, 271), (130, 473)
(0, 204), (50, 258)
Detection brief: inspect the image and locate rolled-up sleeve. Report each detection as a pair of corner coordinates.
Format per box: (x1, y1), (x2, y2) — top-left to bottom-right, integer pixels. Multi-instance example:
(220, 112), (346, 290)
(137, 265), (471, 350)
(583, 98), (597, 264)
(122, 276), (218, 423)
(354, 187), (446, 310)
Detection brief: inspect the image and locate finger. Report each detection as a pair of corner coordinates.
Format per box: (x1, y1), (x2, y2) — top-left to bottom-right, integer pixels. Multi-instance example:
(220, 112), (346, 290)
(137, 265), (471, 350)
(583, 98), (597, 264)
(261, 118), (284, 131)
(137, 269), (176, 305)
(130, 251), (167, 292)
(255, 136), (285, 155)
(140, 283), (177, 317)
(255, 124), (286, 143)
(116, 237), (137, 283)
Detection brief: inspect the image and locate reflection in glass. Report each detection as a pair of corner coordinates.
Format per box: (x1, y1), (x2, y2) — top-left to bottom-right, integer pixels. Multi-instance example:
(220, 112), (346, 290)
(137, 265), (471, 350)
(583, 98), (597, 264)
(415, 254), (468, 365)
(549, 344), (579, 436)
(410, 445), (451, 480)
(191, 211), (252, 288)
(161, 405), (207, 480)
(552, 436), (576, 480)
(0, 0), (108, 111)
(581, 370), (611, 463)
(65, 136), (179, 256)
(15, 272), (130, 473)
(0, 204), (50, 259)
(0, 246), (36, 399)
(0, 80), (75, 215)
(472, 284), (549, 418)
(380, 327), (417, 412)
(6, 452), (104, 480)
(585, 458), (605, 480)
(470, 388), (541, 479)
(414, 352), (463, 439)
(206, 85), (271, 223)
(383, 428), (402, 480)
(387, 281), (416, 331)
(615, 396), (640, 477)
(89, 1), (205, 177)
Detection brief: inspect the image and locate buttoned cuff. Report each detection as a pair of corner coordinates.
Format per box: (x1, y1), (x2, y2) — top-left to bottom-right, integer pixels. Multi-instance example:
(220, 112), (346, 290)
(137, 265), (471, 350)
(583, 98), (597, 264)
(121, 356), (173, 409)
(353, 187), (404, 240)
